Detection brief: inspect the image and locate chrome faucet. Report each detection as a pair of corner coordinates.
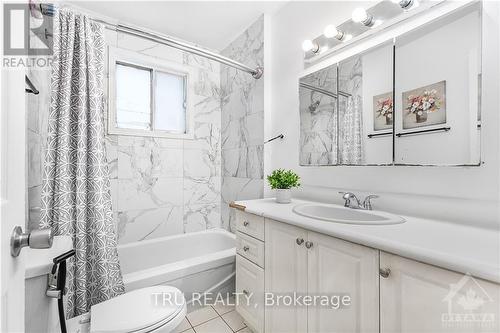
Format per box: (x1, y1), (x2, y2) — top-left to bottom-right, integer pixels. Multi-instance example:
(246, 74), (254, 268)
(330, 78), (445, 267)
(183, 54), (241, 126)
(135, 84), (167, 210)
(339, 192), (379, 210)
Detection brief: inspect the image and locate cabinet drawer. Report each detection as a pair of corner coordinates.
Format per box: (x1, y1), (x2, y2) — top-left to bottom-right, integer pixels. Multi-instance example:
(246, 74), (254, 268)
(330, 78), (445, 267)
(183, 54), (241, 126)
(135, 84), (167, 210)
(237, 232), (264, 268)
(235, 210), (264, 241)
(236, 255), (264, 333)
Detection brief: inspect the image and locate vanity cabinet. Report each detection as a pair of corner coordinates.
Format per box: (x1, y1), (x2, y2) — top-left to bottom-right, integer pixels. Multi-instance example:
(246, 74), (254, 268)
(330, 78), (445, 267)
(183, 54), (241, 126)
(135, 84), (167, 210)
(235, 210), (266, 333)
(265, 219), (308, 333)
(265, 219), (379, 333)
(307, 231), (379, 333)
(380, 252), (500, 333)
(234, 209), (500, 333)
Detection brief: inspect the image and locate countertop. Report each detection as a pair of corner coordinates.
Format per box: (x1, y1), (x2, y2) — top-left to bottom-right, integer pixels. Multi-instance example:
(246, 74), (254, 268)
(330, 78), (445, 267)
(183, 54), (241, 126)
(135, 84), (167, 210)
(235, 198), (500, 284)
(25, 235), (73, 279)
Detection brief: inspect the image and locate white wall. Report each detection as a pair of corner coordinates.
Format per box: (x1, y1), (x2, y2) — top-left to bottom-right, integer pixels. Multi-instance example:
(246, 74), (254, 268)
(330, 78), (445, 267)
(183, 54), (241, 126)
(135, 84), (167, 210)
(268, 1), (500, 227)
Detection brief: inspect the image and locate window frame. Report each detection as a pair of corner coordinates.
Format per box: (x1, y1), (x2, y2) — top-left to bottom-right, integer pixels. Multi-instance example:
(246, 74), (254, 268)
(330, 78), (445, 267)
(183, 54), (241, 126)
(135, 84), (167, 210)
(108, 46), (194, 139)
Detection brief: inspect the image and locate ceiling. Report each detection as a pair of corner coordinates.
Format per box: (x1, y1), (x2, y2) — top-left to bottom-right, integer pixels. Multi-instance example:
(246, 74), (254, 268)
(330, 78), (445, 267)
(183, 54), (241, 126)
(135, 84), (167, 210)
(69, 1), (288, 51)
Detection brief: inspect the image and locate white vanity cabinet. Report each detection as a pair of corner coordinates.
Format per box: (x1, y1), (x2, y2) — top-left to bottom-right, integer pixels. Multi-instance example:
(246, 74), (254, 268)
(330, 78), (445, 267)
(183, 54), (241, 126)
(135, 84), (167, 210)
(380, 252), (500, 333)
(235, 210), (266, 333)
(234, 208), (500, 333)
(265, 218), (379, 333)
(264, 219), (308, 333)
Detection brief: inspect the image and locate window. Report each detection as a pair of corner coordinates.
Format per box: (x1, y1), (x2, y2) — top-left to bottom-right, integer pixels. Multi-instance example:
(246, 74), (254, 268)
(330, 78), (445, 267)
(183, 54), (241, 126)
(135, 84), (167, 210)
(108, 47), (192, 138)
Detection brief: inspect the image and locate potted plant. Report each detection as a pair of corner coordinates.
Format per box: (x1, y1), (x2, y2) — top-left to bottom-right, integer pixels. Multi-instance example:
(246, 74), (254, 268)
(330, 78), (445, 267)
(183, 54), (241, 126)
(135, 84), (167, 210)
(267, 169), (301, 204)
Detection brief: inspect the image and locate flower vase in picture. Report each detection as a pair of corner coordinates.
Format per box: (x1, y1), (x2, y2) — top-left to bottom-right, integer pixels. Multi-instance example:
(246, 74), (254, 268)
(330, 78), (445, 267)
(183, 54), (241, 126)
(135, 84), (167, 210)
(416, 110), (428, 123)
(403, 81), (446, 129)
(373, 92), (393, 131)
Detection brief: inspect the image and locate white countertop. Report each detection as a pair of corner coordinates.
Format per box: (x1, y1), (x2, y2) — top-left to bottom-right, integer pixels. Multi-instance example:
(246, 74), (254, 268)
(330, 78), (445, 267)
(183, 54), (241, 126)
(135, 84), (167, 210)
(236, 198), (500, 284)
(25, 235), (73, 279)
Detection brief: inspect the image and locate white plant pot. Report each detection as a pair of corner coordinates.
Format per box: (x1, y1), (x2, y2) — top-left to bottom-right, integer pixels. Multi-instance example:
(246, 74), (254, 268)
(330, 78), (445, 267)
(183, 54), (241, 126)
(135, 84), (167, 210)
(276, 189), (291, 204)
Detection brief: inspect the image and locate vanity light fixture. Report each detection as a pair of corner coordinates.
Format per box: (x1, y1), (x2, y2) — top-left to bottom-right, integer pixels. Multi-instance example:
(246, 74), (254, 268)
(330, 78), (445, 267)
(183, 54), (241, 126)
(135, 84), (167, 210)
(352, 7), (374, 27)
(302, 39), (320, 53)
(392, 0), (419, 10)
(323, 24), (345, 40)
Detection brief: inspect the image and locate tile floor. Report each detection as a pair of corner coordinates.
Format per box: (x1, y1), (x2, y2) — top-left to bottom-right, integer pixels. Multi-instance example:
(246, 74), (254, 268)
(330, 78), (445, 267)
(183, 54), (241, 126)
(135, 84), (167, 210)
(174, 300), (252, 333)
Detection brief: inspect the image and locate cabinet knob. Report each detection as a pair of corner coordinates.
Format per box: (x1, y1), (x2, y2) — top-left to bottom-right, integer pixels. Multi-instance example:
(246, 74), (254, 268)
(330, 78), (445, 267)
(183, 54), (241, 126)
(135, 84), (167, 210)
(243, 246), (250, 252)
(296, 238), (304, 246)
(243, 221), (249, 227)
(242, 289), (249, 296)
(379, 268), (391, 278)
(305, 241), (313, 249)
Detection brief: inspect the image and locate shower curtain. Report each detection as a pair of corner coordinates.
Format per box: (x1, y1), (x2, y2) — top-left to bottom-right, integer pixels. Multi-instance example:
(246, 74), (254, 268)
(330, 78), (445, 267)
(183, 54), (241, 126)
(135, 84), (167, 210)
(40, 8), (124, 317)
(340, 96), (364, 164)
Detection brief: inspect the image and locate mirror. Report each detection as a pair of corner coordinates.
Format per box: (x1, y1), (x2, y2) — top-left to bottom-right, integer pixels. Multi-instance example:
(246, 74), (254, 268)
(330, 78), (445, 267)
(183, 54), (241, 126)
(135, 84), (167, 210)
(394, 2), (481, 165)
(299, 63), (338, 165)
(298, 2), (481, 166)
(338, 42), (394, 165)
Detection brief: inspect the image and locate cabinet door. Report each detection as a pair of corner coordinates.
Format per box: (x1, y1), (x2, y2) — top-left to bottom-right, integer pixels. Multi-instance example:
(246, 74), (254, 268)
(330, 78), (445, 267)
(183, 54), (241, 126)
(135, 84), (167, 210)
(380, 252), (500, 333)
(307, 231), (379, 333)
(265, 219), (308, 333)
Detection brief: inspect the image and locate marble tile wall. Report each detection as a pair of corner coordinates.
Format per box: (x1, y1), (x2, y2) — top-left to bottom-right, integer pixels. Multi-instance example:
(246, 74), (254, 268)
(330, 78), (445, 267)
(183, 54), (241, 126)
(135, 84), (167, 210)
(26, 30), (223, 244)
(107, 32), (222, 243)
(220, 16), (265, 231)
(26, 16), (265, 242)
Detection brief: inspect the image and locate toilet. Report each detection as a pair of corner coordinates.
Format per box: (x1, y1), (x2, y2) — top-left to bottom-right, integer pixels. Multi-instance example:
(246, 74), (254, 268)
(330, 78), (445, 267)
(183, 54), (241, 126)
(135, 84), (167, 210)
(67, 286), (186, 333)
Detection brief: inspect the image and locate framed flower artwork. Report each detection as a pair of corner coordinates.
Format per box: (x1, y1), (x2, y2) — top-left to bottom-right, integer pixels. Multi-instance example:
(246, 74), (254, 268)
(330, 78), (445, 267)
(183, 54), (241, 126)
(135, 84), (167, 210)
(373, 92), (393, 131)
(402, 80), (446, 129)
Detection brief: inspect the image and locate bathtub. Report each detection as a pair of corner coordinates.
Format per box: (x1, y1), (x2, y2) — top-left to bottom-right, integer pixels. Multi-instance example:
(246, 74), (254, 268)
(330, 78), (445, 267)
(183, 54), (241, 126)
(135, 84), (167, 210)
(118, 229), (236, 302)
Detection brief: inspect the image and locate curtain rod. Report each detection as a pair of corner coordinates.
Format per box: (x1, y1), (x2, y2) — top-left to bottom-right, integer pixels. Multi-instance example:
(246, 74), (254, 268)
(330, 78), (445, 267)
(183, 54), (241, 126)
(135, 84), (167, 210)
(299, 82), (351, 98)
(41, 5), (263, 79)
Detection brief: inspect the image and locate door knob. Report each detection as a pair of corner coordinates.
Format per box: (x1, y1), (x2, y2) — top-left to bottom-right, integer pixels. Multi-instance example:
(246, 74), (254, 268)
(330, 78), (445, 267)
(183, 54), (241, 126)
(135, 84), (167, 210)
(11, 226), (53, 257)
(379, 268), (391, 278)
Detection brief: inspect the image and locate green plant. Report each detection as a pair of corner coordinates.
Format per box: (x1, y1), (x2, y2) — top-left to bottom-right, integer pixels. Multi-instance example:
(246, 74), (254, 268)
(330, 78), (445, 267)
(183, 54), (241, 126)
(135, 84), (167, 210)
(267, 169), (301, 190)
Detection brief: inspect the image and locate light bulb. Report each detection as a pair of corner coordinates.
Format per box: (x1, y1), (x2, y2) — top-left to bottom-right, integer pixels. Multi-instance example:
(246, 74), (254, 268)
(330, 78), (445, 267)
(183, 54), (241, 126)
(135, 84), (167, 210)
(323, 25), (344, 40)
(352, 7), (368, 23)
(352, 7), (373, 26)
(302, 39), (319, 53)
(323, 25), (338, 38)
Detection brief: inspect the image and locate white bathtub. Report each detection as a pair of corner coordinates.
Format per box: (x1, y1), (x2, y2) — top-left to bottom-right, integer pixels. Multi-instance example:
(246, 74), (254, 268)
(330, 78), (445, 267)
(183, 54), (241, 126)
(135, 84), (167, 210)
(118, 229), (236, 301)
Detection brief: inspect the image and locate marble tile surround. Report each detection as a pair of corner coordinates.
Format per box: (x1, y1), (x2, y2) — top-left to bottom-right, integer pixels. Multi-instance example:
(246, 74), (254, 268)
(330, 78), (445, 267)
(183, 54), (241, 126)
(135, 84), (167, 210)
(107, 31), (222, 243)
(26, 17), (265, 244)
(221, 16), (265, 231)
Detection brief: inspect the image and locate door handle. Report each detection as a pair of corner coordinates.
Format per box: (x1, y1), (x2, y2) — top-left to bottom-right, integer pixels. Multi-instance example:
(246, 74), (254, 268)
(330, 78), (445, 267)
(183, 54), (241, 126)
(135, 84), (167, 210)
(379, 268), (391, 278)
(10, 226), (53, 257)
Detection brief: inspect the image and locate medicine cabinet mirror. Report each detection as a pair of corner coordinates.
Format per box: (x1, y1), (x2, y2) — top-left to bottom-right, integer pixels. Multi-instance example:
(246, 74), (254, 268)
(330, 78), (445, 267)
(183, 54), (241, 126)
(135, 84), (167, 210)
(298, 1), (481, 166)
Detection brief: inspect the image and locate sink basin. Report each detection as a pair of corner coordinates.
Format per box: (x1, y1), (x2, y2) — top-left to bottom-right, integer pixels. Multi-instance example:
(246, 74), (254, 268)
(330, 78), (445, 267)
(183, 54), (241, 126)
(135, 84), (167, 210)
(292, 203), (405, 225)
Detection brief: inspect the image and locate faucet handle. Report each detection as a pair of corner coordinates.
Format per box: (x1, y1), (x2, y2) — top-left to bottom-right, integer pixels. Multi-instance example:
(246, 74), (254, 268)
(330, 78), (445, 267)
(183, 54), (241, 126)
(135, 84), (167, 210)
(339, 191), (357, 207)
(362, 195), (379, 210)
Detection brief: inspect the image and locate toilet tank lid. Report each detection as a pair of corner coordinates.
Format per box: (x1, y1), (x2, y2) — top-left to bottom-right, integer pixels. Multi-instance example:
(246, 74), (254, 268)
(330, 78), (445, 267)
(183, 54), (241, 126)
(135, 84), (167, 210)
(90, 286), (185, 333)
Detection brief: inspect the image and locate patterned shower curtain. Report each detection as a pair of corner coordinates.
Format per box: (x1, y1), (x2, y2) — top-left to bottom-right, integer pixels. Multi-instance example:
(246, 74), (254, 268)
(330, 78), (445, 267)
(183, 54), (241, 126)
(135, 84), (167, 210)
(40, 8), (124, 317)
(340, 95), (364, 164)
